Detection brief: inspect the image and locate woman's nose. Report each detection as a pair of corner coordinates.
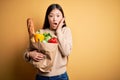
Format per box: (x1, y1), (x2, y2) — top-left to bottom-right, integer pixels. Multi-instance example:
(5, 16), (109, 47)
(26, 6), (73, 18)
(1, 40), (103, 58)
(53, 16), (57, 21)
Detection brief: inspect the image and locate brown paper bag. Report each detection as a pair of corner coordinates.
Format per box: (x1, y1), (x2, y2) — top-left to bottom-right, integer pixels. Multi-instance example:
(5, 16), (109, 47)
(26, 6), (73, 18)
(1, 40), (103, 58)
(30, 42), (58, 72)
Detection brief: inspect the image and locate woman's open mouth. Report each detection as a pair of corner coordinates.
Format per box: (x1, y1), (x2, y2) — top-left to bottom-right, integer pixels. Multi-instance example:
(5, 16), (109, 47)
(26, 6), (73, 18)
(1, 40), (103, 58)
(53, 23), (58, 26)
(54, 23), (57, 25)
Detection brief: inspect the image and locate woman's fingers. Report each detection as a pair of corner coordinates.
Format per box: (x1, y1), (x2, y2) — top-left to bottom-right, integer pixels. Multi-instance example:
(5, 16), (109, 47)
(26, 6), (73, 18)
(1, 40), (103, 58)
(34, 56), (43, 62)
(58, 18), (65, 28)
(29, 51), (45, 62)
(34, 57), (43, 62)
(61, 18), (65, 24)
(56, 18), (65, 33)
(34, 53), (45, 62)
(37, 54), (45, 58)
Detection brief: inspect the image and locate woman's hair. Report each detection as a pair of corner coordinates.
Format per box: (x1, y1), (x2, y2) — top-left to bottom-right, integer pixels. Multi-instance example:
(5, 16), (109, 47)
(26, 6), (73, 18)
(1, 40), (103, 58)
(43, 4), (66, 29)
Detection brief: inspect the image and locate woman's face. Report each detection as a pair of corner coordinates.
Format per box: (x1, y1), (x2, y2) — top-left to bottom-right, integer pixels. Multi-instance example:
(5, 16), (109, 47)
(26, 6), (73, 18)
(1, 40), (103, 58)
(48, 8), (63, 30)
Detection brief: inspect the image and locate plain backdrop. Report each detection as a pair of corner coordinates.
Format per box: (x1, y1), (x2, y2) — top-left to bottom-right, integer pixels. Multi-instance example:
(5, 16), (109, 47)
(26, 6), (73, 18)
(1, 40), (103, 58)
(0, 0), (120, 80)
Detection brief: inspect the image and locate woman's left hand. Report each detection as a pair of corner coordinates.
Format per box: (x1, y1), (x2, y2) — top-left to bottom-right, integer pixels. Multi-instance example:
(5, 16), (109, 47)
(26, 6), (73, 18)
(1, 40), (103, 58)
(56, 18), (65, 32)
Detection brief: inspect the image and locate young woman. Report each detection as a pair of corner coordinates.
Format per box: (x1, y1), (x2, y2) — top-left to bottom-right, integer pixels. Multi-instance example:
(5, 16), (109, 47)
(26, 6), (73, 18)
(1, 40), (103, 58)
(25, 4), (72, 80)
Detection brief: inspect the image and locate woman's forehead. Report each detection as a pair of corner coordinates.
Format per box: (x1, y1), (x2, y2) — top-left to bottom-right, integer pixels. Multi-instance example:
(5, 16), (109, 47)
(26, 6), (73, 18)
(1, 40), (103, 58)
(49, 8), (62, 14)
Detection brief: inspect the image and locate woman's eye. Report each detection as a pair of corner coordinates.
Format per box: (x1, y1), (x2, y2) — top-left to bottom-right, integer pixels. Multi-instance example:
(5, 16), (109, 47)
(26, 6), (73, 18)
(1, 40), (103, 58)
(49, 15), (53, 17)
(57, 15), (60, 17)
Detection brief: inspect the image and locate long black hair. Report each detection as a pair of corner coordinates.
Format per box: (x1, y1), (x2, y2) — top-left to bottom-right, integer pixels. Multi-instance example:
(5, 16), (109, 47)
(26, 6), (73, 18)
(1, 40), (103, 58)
(43, 4), (66, 29)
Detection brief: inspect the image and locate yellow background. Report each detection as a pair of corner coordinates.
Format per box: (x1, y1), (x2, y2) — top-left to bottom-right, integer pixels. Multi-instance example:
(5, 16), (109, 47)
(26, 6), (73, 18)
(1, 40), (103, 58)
(0, 0), (120, 80)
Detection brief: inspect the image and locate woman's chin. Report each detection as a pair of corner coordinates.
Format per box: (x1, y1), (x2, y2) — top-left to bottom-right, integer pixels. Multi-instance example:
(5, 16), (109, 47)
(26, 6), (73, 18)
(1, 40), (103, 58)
(52, 26), (57, 29)
(50, 27), (57, 31)
(50, 25), (58, 30)
(52, 28), (57, 31)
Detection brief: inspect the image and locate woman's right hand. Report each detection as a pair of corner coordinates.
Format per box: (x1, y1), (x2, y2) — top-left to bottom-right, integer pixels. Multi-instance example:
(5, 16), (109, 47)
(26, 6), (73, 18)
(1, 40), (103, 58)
(29, 50), (45, 62)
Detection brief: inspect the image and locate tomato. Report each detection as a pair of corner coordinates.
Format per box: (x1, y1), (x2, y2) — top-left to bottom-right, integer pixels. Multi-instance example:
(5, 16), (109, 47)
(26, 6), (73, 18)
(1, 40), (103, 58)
(48, 37), (58, 43)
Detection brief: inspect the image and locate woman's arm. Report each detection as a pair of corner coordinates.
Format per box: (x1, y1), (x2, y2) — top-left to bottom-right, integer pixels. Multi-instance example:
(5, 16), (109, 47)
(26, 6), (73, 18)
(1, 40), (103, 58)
(56, 27), (72, 56)
(24, 50), (45, 62)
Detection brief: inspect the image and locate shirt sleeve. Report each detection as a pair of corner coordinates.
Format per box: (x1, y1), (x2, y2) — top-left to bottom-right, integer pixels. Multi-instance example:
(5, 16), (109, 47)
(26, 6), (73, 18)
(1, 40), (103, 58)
(24, 49), (31, 62)
(56, 27), (72, 56)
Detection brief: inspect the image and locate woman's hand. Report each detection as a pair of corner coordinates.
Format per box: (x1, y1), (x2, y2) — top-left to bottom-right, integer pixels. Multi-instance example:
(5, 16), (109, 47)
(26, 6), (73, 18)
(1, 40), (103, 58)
(56, 18), (65, 33)
(29, 50), (45, 62)
(27, 18), (35, 38)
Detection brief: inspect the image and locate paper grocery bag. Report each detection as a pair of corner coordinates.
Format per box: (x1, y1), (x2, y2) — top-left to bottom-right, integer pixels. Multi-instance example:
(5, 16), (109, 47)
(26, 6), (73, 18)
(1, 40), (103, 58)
(30, 42), (58, 73)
